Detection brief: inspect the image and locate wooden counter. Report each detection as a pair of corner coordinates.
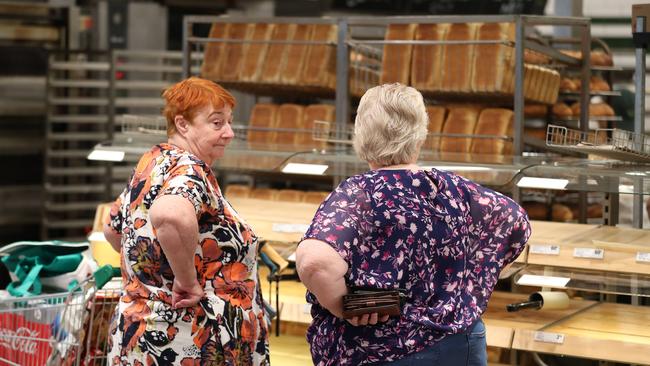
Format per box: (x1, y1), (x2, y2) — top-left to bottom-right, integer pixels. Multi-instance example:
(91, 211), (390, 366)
(228, 197), (319, 243)
(527, 222), (650, 275)
(513, 302), (650, 365)
(483, 291), (596, 348)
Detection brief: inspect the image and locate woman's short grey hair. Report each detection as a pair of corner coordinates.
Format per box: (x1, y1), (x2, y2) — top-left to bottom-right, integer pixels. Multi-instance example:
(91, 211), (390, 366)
(353, 83), (429, 167)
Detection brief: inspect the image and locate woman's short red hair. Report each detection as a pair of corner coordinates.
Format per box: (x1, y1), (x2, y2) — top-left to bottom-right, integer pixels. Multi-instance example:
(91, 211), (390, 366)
(162, 77), (236, 136)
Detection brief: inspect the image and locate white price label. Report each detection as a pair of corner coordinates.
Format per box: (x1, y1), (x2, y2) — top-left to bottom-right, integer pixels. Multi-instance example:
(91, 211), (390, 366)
(636, 252), (650, 263)
(516, 274), (570, 288)
(573, 247), (604, 259)
(534, 331), (565, 344)
(271, 223), (310, 233)
(530, 245), (560, 255)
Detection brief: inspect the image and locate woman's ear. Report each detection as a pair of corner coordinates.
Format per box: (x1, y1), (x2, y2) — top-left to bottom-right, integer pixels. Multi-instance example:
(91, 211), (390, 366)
(174, 115), (189, 135)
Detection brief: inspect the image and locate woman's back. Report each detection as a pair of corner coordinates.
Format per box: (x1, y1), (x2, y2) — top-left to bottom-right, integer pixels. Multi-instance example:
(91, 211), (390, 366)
(303, 168), (529, 365)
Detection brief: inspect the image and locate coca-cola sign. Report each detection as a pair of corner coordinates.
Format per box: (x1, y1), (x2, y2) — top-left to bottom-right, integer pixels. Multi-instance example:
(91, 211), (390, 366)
(0, 312), (52, 365)
(0, 327), (40, 354)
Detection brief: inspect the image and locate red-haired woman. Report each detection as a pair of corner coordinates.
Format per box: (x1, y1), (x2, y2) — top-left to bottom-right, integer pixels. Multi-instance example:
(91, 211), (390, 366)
(104, 77), (269, 365)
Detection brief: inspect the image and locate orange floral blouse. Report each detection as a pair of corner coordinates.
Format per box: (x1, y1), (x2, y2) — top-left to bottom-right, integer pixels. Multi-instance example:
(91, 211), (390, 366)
(106, 143), (269, 366)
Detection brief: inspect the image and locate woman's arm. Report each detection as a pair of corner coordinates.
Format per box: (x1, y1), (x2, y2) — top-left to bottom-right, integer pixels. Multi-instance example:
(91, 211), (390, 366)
(150, 195), (203, 308)
(103, 223), (122, 252)
(296, 239), (349, 318)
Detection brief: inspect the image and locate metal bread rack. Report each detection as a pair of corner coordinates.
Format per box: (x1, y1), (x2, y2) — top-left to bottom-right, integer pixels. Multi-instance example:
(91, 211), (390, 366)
(546, 124), (650, 163)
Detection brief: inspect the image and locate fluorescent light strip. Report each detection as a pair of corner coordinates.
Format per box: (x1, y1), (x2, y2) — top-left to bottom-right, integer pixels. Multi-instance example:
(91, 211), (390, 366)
(87, 149), (125, 162)
(281, 163), (328, 175)
(517, 177), (569, 190)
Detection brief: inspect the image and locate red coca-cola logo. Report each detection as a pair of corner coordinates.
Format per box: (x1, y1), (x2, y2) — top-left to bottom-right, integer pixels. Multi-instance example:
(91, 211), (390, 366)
(0, 327), (40, 355)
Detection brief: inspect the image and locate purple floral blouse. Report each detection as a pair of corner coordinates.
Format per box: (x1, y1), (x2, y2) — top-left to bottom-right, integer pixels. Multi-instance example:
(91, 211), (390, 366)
(302, 168), (530, 365)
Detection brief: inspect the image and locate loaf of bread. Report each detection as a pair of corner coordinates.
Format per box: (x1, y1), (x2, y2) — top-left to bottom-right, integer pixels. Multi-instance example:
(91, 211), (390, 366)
(201, 23), (228, 80)
(523, 65), (538, 101)
(559, 49), (613, 67)
(541, 68), (561, 104)
(218, 23), (252, 81)
(423, 106), (446, 151)
(571, 102), (615, 117)
(472, 22), (515, 93)
(274, 104), (304, 146)
(238, 23), (274, 82)
(380, 24), (417, 85)
(275, 189), (305, 202)
(590, 50), (613, 66)
(411, 23), (448, 91)
(301, 24), (337, 88)
(225, 184), (251, 198)
(524, 49), (551, 65)
(525, 127), (547, 141)
(280, 24), (313, 85)
(441, 23), (478, 92)
(523, 201), (549, 220)
(260, 24), (295, 84)
(439, 107), (480, 152)
(524, 104), (548, 118)
(552, 203), (573, 222)
(570, 203), (604, 219)
(296, 104), (335, 148)
(560, 77), (579, 91)
(590, 75), (611, 92)
(470, 108), (514, 155)
(592, 102), (615, 116)
(350, 51), (381, 97)
(560, 49), (582, 60)
(552, 102), (573, 118)
(248, 103), (279, 146)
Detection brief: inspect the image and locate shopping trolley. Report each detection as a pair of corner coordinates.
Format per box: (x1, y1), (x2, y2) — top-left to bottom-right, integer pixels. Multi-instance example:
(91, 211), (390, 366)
(0, 265), (119, 366)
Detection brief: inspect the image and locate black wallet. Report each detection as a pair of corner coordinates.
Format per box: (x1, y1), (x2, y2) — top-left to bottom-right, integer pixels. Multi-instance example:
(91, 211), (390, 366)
(342, 288), (406, 318)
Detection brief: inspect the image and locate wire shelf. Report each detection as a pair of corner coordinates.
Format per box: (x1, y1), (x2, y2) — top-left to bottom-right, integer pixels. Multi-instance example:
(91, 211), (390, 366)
(546, 124), (650, 163)
(119, 114), (167, 136)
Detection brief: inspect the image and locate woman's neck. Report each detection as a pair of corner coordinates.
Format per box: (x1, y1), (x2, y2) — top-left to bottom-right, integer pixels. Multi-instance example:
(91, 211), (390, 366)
(370, 162), (420, 171)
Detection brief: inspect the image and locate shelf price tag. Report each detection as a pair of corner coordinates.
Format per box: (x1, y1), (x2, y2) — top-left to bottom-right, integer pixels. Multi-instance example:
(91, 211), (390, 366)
(530, 245), (560, 255)
(636, 252), (650, 263)
(573, 247), (604, 259)
(534, 331), (565, 344)
(272, 223), (310, 233)
(516, 274), (570, 288)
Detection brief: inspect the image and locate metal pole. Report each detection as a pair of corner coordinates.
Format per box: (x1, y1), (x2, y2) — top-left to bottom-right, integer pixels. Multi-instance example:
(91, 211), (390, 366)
(513, 16), (524, 155)
(633, 16), (646, 229)
(182, 16), (191, 78)
(333, 18), (350, 188)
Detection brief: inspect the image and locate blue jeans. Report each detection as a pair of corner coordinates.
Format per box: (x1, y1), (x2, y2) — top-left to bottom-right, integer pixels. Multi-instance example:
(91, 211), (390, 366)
(380, 318), (487, 366)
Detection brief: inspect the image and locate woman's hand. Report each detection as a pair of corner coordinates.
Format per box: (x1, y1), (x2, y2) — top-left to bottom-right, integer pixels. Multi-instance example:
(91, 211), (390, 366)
(346, 313), (390, 326)
(172, 278), (204, 308)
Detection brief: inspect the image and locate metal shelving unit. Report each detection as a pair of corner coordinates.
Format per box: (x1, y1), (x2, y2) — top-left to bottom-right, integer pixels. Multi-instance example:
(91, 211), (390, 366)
(42, 49), (190, 240)
(43, 50), (111, 239)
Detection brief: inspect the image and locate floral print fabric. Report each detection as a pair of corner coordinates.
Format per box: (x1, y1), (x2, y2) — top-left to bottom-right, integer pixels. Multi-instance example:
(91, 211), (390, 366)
(107, 143), (269, 365)
(302, 168), (530, 365)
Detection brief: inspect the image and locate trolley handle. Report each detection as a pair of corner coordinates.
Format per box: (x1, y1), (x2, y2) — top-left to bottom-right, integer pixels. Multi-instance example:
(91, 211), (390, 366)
(93, 265), (115, 290)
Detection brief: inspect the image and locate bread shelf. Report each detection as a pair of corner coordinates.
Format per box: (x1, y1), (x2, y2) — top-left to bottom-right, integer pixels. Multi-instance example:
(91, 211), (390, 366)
(546, 124), (650, 163)
(559, 90), (621, 97)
